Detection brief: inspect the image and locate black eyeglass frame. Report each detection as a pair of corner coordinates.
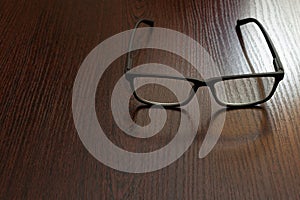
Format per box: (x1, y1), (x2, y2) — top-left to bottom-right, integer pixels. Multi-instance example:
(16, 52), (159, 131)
(125, 18), (285, 108)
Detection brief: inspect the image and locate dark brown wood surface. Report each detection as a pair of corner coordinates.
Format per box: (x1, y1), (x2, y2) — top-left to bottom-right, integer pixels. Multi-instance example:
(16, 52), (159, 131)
(1, 0), (300, 199)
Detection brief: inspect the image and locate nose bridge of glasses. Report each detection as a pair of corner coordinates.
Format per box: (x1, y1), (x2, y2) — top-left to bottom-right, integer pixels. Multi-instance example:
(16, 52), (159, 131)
(189, 78), (207, 89)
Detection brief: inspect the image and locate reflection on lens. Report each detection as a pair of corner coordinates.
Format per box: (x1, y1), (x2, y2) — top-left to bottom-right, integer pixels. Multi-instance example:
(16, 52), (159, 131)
(214, 77), (275, 105)
(133, 76), (193, 104)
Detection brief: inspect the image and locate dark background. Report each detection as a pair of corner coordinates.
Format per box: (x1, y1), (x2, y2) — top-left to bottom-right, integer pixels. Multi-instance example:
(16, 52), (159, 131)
(1, 0), (300, 199)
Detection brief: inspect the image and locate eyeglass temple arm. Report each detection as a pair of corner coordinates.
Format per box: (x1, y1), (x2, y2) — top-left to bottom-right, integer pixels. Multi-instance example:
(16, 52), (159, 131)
(125, 19), (154, 73)
(236, 18), (284, 72)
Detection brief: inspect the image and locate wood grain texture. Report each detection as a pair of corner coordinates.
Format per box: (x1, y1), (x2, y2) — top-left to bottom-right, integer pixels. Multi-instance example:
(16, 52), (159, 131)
(1, 0), (300, 199)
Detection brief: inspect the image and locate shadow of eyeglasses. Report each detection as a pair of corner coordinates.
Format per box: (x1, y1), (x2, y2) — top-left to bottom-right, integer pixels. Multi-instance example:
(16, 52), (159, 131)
(130, 104), (271, 157)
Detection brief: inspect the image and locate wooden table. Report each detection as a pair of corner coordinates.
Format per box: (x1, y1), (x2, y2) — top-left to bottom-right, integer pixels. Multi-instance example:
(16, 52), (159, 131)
(1, 0), (300, 199)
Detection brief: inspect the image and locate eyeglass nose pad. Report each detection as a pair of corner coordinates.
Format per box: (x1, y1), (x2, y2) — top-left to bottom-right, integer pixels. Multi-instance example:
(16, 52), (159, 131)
(191, 84), (201, 97)
(188, 81), (206, 97)
(180, 80), (209, 106)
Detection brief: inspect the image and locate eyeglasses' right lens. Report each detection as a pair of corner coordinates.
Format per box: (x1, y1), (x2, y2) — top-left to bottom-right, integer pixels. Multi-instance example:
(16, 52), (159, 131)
(214, 76), (275, 106)
(133, 76), (194, 105)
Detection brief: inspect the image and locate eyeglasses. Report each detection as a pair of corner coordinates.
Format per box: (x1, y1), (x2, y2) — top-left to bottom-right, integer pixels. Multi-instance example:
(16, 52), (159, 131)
(125, 18), (284, 108)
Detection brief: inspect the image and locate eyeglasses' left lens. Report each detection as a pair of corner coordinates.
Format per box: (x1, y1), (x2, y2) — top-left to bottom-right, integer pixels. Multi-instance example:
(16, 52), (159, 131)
(213, 76), (276, 106)
(133, 76), (194, 105)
